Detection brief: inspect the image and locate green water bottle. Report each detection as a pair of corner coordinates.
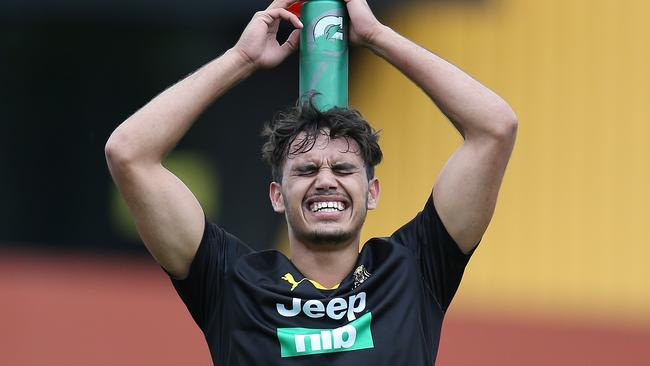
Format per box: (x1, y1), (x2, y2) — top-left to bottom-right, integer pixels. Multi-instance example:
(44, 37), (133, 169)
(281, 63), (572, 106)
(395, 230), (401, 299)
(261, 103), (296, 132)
(298, 0), (349, 111)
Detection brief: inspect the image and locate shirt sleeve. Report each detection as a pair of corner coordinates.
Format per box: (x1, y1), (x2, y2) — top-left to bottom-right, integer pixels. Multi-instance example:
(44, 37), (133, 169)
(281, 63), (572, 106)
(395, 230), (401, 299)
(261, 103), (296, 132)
(169, 219), (252, 333)
(390, 194), (475, 312)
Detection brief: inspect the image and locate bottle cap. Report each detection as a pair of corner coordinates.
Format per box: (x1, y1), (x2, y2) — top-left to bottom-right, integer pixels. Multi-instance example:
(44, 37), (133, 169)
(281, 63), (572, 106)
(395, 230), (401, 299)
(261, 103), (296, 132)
(288, 1), (305, 17)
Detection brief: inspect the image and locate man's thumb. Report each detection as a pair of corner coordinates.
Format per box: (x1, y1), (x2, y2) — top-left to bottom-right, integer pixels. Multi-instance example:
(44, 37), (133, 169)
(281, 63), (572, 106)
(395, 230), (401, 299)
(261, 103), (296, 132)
(281, 29), (301, 54)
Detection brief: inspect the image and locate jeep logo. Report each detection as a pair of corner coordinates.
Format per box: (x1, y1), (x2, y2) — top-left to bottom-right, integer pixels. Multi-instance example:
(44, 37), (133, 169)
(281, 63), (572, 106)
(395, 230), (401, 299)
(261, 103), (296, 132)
(276, 292), (366, 321)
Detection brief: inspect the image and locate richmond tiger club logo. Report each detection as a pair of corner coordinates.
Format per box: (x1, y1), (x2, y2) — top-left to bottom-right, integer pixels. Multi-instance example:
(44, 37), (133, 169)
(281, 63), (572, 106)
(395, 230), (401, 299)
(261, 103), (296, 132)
(353, 265), (371, 289)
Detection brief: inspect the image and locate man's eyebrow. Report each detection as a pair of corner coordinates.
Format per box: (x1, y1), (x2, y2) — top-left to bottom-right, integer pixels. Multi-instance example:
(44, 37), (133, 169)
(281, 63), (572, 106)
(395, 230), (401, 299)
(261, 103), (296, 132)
(332, 162), (359, 170)
(292, 163), (318, 172)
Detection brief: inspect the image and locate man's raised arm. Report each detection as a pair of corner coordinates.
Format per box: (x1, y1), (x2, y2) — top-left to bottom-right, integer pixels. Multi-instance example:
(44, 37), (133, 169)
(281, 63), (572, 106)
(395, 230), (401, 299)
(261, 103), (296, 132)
(104, 1), (303, 279)
(345, 0), (518, 254)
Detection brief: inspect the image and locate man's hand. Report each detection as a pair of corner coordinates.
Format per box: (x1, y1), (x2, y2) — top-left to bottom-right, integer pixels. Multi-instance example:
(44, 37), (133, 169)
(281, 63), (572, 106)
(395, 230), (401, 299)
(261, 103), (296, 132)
(344, 0), (385, 47)
(233, 0), (304, 69)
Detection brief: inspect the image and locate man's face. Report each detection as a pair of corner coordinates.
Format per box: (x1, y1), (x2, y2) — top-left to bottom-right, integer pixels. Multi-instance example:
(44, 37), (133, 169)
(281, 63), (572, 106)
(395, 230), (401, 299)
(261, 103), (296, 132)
(269, 131), (380, 247)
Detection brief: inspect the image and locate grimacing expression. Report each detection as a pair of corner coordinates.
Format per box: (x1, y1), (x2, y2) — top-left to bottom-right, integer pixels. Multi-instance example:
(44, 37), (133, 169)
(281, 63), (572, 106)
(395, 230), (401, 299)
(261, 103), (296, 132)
(269, 132), (380, 247)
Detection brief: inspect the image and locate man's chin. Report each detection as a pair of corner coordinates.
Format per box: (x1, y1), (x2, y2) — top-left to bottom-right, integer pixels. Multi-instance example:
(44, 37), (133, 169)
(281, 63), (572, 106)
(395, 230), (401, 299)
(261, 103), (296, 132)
(300, 229), (354, 247)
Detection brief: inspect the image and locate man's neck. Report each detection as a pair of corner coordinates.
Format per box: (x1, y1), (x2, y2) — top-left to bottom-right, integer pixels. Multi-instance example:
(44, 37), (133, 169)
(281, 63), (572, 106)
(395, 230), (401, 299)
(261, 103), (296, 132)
(289, 236), (360, 289)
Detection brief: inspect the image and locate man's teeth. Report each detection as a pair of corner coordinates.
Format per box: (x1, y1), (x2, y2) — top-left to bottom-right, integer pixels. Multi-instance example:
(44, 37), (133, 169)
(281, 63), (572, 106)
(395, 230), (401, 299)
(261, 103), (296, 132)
(310, 201), (345, 212)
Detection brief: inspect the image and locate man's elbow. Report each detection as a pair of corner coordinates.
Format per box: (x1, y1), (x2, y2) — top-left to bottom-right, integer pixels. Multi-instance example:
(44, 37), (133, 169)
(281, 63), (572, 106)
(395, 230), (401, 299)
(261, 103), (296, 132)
(105, 129), (139, 171)
(488, 104), (518, 143)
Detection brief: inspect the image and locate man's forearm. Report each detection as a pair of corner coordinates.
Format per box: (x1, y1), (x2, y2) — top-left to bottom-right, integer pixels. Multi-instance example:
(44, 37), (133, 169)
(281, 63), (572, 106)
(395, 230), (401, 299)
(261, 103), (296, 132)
(106, 48), (255, 165)
(367, 26), (516, 139)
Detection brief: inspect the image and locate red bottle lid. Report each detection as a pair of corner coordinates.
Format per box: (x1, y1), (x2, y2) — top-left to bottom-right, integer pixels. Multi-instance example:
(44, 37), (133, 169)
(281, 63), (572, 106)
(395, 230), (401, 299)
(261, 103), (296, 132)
(288, 1), (305, 17)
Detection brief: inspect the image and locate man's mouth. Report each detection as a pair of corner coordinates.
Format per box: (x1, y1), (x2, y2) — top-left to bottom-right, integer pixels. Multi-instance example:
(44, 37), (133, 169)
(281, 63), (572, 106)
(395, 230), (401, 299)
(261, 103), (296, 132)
(309, 201), (346, 213)
(304, 195), (350, 217)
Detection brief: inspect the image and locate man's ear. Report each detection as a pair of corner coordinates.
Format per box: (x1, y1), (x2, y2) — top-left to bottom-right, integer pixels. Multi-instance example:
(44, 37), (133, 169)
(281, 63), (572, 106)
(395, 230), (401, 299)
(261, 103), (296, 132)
(269, 182), (285, 213)
(367, 177), (380, 210)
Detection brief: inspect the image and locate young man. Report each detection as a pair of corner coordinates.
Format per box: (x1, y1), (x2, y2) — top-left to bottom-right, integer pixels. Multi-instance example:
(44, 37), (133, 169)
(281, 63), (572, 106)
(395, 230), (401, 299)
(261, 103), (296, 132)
(105, 0), (517, 364)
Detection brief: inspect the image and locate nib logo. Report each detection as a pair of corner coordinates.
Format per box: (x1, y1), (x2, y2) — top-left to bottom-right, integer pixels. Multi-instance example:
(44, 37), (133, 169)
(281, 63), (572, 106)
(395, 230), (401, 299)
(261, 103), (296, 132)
(277, 312), (374, 357)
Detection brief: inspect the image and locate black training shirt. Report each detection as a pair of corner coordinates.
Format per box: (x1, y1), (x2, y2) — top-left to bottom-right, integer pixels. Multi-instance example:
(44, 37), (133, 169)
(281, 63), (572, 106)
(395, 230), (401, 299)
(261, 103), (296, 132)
(171, 195), (472, 365)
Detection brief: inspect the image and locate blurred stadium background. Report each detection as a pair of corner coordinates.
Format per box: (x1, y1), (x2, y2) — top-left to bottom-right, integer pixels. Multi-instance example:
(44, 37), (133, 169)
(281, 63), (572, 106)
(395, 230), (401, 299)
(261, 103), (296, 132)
(2, 0), (649, 364)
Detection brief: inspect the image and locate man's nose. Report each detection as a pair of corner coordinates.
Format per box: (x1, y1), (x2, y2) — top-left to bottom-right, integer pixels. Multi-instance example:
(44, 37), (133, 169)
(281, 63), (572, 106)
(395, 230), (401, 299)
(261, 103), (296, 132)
(314, 168), (338, 191)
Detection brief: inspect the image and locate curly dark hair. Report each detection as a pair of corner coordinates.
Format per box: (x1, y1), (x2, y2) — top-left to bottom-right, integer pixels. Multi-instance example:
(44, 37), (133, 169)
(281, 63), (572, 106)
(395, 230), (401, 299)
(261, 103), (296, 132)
(262, 93), (383, 183)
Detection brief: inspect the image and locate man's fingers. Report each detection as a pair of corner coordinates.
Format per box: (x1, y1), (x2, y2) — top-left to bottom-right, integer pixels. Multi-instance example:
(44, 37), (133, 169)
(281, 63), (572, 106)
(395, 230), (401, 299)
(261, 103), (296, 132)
(266, 8), (303, 29)
(281, 29), (301, 53)
(267, 0), (299, 10)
